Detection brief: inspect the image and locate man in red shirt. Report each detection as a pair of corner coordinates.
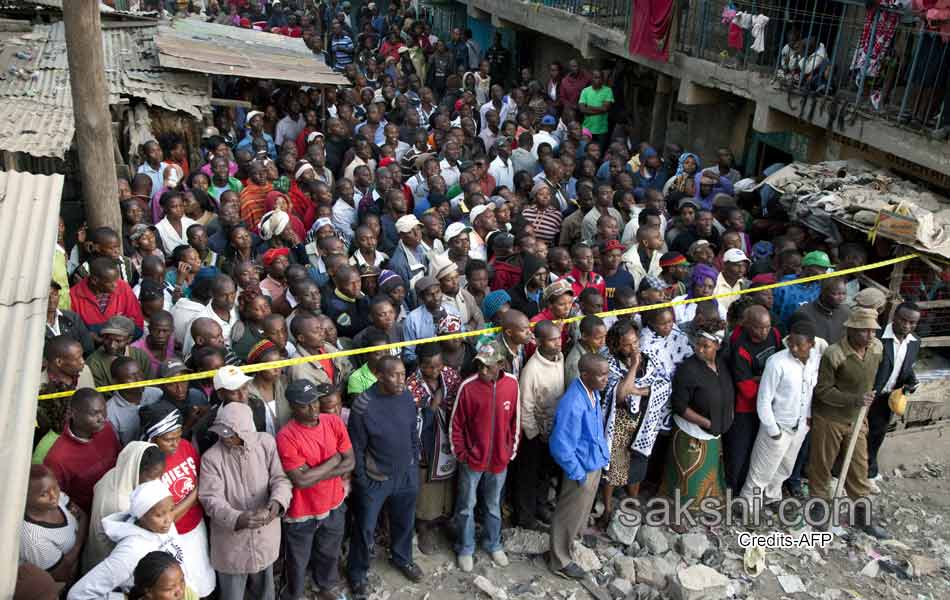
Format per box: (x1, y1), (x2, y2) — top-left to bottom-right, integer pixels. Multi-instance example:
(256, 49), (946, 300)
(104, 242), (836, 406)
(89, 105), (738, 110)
(69, 257), (144, 335)
(450, 346), (520, 573)
(44, 388), (120, 513)
(558, 59), (592, 111)
(277, 380), (354, 600)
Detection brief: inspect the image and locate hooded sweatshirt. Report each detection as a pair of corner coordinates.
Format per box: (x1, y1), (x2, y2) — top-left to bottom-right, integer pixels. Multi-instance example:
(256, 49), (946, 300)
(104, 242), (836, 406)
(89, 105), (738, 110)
(198, 403), (292, 575)
(68, 511), (185, 600)
(82, 442), (156, 571)
(519, 350), (566, 440)
(507, 254), (546, 318)
(450, 372), (521, 474)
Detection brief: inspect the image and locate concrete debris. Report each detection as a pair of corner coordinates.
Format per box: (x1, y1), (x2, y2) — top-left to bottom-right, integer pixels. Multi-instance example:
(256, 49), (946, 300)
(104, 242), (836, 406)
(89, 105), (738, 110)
(571, 541), (602, 572)
(630, 583), (663, 600)
(909, 554), (940, 577)
(632, 555), (675, 589)
(607, 509), (640, 546)
(613, 555), (637, 581)
(669, 564), (730, 600)
(473, 575), (508, 600)
(636, 526), (670, 555)
(676, 533), (710, 562)
(860, 559), (880, 578)
(502, 528), (550, 555)
(777, 573), (807, 594)
(608, 577), (633, 597)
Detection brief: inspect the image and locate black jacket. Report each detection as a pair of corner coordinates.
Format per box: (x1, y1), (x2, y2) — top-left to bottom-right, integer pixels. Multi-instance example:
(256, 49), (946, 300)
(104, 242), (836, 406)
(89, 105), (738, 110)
(872, 334), (920, 398)
(45, 309), (95, 356)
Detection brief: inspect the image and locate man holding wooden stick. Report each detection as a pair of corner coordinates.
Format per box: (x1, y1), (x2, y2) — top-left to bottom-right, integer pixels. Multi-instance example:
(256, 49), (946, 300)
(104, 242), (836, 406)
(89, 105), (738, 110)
(808, 307), (890, 539)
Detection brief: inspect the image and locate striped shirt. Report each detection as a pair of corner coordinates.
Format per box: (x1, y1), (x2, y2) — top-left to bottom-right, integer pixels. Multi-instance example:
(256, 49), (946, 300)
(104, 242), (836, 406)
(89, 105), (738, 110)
(521, 206), (563, 247)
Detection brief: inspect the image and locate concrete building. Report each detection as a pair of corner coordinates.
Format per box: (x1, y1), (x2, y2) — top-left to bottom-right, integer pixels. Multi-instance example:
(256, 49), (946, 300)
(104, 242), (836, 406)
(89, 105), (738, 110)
(441, 0), (950, 188)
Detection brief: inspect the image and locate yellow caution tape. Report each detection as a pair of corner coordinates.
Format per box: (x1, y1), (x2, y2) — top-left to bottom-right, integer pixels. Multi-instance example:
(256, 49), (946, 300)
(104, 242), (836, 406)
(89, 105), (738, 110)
(36, 253), (916, 401)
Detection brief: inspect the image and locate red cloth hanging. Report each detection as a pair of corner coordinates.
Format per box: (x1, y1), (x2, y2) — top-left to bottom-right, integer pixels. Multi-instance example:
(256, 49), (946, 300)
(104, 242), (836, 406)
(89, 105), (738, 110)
(728, 22), (745, 49)
(628, 0), (675, 62)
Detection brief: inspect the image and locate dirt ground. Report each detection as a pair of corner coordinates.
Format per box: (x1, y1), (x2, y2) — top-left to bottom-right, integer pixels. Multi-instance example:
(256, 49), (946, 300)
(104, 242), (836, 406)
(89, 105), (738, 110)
(362, 426), (950, 600)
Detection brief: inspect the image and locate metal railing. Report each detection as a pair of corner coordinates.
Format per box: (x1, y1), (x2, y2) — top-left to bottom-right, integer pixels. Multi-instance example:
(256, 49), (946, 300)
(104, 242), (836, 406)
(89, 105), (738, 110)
(675, 0), (950, 137)
(523, 0), (632, 33)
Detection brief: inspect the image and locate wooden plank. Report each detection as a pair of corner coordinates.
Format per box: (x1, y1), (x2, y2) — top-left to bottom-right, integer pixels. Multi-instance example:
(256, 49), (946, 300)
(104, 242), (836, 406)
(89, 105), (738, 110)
(920, 335), (950, 348)
(210, 98), (253, 108)
(857, 273), (890, 294)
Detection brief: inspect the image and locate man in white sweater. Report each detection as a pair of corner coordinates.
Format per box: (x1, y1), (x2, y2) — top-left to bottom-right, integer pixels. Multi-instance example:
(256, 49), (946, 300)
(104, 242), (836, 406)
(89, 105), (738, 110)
(740, 319), (820, 509)
(512, 321), (566, 530)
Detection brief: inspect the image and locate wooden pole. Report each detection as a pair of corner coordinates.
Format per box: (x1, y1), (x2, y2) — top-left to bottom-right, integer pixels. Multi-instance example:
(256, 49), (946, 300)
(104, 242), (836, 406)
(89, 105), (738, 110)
(62, 1), (121, 233)
(833, 404), (870, 499)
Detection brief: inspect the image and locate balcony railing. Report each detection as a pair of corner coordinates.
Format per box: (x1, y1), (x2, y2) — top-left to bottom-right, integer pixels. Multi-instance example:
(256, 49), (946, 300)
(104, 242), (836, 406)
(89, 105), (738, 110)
(514, 0), (948, 137)
(675, 0), (950, 138)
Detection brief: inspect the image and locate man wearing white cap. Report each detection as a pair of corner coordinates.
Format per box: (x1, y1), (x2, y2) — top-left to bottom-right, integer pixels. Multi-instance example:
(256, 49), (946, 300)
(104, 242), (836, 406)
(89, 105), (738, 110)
(715, 248), (750, 313)
(468, 204), (497, 262)
(443, 222), (472, 280)
(430, 252), (485, 333)
(236, 110), (277, 160)
(389, 214), (430, 291)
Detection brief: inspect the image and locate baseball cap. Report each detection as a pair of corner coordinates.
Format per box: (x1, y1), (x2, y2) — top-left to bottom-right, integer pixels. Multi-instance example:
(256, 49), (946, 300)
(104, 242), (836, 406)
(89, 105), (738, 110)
(473, 345), (504, 366)
(543, 279), (573, 302)
(802, 250), (832, 268)
(601, 239), (626, 254)
(677, 197), (701, 212)
(212, 365), (253, 391)
(285, 380), (333, 405)
(540, 115), (557, 126)
(444, 222), (472, 243)
(158, 359), (189, 378)
(723, 248), (751, 263)
(395, 214), (422, 234)
(208, 421), (236, 439)
(101, 315), (135, 337)
(469, 204), (490, 224)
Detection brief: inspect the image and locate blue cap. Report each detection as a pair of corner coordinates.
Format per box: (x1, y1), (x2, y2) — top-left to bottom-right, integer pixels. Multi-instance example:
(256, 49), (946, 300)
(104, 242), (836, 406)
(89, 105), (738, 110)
(482, 290), (511, 321)
(541, 115), (557, 126)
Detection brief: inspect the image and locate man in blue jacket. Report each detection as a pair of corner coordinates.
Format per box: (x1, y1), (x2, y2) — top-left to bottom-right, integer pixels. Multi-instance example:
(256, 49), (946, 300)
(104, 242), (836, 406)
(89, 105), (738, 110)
(548, 354), (611, 579)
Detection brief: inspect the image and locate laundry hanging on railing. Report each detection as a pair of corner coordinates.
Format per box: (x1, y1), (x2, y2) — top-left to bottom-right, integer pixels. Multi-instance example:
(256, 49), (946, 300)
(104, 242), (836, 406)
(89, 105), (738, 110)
(628, 0), (675, 62)
(724, 11), (769, 53)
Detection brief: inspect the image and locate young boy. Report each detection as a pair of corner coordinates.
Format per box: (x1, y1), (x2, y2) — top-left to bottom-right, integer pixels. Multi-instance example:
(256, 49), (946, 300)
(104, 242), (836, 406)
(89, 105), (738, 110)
(349, 224), (388, 268)
(72, 227), (139, 287)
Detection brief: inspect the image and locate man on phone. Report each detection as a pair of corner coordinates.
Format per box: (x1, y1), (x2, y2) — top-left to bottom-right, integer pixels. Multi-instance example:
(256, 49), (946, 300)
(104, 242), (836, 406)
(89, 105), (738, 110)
(809, 308), (888, 538)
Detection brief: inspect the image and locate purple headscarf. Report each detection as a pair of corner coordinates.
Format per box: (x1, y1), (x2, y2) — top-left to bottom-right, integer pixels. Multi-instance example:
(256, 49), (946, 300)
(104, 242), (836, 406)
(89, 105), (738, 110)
(688, 264), (720, 299)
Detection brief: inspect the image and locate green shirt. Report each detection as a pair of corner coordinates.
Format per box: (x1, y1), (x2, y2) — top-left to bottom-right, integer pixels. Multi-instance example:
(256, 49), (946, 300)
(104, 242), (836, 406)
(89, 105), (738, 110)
(347, 363), (377, 397)
(32, 430), (59, 464)
(579, 85), (615, 134)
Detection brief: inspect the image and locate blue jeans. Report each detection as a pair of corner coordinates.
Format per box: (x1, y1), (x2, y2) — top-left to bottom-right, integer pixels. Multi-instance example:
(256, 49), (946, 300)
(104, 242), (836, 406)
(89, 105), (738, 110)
(347, 468), (418, 584)
(454, 463), (507, 556)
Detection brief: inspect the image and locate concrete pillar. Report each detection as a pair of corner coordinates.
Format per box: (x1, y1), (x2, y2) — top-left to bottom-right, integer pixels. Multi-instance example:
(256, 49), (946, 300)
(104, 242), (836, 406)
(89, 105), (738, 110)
(650, 74), (673, 148)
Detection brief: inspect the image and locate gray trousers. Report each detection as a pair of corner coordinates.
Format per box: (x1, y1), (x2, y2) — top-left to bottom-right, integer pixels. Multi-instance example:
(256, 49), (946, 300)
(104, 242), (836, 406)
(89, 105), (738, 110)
(550, 469), (602, 571)
(218, 565), (275, 600)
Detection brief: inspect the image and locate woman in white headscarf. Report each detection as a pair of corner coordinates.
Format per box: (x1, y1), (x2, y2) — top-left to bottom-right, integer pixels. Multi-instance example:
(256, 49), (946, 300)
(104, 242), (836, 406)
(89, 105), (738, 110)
(82, 442), (167, 571)
(67, 480), (189, 600)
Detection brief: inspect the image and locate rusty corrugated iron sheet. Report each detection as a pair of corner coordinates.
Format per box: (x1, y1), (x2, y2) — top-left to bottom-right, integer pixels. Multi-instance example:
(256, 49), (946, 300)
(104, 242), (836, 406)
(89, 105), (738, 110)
(155, 18), (349, 86)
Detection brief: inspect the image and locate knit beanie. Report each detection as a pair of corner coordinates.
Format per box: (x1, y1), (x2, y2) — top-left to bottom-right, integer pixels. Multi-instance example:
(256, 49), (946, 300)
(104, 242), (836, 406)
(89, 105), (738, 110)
(482, 290), (511, 321)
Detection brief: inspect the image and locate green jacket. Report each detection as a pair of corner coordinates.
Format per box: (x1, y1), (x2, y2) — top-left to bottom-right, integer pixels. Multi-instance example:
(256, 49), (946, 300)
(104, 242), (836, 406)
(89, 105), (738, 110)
(813, 336), (883, 423)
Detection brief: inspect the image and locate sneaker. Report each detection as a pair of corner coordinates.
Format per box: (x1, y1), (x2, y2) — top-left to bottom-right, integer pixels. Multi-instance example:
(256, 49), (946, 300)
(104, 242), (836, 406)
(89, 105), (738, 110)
(552, 561), (587, 580)
(458, 554), (474, 572)
(785, 482), (806, 499)
(490, 549), (509, 567)
(867, 479), (881, 495)
(392, 560), (424, 583)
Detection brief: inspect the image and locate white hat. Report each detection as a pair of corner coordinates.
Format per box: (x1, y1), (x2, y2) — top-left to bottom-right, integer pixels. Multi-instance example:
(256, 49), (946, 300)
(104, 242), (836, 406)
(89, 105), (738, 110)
(444, 221), (472, 243)
(213, 365), (253, 391)
(259, 210), (290, 240)
(306, 131), (325, 144)
(395, 214), (422, 234)
(246, 110), (264, 122)
(469, 204), (490, 224)
(734, 178), (757, 193)
(128, 480), (172, 519)
(723, 248), (751, 263)
(428, 252), (459, 280)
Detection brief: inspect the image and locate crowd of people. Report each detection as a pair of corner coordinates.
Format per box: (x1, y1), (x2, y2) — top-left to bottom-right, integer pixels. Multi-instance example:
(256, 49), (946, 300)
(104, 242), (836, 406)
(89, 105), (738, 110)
(19, 1), (927, 599)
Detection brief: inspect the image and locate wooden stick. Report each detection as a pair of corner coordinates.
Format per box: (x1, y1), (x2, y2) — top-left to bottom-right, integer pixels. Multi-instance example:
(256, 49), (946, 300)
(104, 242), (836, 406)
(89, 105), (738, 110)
(834, 403), (870, 499)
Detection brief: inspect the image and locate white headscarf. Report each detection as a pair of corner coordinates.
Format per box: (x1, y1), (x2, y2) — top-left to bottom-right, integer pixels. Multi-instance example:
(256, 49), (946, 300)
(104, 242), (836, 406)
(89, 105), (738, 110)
(128, 480), (172, 519)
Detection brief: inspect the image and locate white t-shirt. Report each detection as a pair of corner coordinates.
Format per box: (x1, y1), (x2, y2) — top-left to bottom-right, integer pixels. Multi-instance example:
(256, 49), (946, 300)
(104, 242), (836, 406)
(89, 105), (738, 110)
(19, 492), (79, 570)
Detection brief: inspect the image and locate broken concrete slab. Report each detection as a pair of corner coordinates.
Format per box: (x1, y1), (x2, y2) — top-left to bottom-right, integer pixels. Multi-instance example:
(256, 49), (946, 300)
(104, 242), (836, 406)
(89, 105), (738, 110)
(572, 541), (603, 572)
(669, 564), (730, 600)
(614, 555), (637, 581)
(632, 555), (675, 589)
(636, 526), (670, 555)
(473, 575), (508, 600)
(502, 527), (550, 555)
(676, 533), (710, 562)
(607, 508), (640, 546)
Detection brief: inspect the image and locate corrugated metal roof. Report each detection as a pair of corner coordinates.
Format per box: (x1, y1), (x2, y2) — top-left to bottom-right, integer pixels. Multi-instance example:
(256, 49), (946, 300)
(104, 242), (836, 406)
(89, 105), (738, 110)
(156, 19), (349, 86)
(0, 21), (209, 158)
(0, 170), (64, 600)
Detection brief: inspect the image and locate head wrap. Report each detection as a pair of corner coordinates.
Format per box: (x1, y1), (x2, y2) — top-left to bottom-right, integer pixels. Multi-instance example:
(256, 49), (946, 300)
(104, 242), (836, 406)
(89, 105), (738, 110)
(139, 401), (182, 442)
(128, 480), (172, 519)
(262, 247), (290, 267)
(312, 217), (333, 232)
(688, 264), (720, 299)
(751, 273), (778, 286)
(258, 209), (290, 240)
(295, 162), (315, 179)
(437, 313), (463, 334)
(697, 329), (724, 344)
(247, 339), (279, 364)
(675, 152), (701, 176)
